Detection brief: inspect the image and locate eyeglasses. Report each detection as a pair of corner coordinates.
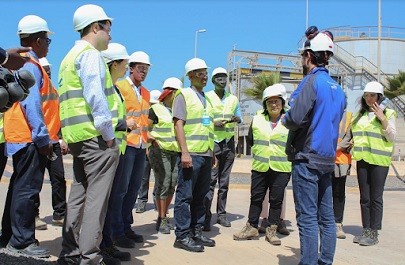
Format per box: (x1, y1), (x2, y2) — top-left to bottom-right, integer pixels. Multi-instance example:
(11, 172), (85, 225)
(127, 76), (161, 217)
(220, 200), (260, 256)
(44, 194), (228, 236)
(135, 65), (150, 73)
(40, 37), (52, 45)
(98, 22), (111, 34)
(266, 99), (282, 105)
(363, 93), (377, 99)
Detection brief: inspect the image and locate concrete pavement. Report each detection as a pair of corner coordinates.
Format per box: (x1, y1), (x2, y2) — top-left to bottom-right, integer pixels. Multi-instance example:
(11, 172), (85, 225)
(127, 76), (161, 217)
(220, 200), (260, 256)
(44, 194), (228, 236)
(0, 157), (405, 264)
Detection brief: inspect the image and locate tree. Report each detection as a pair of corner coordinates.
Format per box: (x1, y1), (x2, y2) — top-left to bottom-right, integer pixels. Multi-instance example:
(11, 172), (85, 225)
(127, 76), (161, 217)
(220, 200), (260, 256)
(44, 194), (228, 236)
(385, 71), (405, 99)
(244, 72), (281, 103)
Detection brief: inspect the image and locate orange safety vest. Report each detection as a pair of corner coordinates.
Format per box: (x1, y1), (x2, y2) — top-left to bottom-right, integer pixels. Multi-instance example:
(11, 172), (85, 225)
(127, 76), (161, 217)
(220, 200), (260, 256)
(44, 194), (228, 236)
(335, 111), (352, 165)
(116, 78), (150, 146)
(4, 56), (60, 143)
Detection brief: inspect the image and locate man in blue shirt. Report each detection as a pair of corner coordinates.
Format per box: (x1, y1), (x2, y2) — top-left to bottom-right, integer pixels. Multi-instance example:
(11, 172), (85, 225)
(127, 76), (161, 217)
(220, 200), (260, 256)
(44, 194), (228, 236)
(282, 28), (346, 265)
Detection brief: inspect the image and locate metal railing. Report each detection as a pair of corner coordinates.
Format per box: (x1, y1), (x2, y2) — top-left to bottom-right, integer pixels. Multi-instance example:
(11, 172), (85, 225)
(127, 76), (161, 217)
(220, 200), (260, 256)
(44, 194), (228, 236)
(329, 26), (405, 40)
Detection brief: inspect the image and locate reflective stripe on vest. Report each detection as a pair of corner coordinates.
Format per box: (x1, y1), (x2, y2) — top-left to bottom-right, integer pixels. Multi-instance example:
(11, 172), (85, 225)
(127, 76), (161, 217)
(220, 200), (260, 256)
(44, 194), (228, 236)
(335, 111), (352, 165)
(114, 88), (127, 154)
(150, 103), (179, 152)
(58, 44), (118, 144)
(206, 91), (238, 141)
(251, 113), (291, 173)
(351, 109), (396, 167)
(116, 78), (150, 146)
(0, 114), (4, 144)
(177, 87), (214, 152)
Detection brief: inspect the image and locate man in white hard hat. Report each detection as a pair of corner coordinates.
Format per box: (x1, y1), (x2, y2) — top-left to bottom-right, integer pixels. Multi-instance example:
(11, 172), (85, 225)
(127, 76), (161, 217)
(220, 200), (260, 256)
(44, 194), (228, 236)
(172, 58), (216, 252)
(203, 67), (241, 230)
(0, 14), (55, 258)
(282, 26), (346, 265)
(58, 4), (120, 264)
(109, 51), (151, 248)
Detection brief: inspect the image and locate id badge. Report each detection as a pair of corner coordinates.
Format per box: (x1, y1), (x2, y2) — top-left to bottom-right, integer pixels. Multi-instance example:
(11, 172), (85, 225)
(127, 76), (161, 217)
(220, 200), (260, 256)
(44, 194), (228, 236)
(202, 114), (210, 127)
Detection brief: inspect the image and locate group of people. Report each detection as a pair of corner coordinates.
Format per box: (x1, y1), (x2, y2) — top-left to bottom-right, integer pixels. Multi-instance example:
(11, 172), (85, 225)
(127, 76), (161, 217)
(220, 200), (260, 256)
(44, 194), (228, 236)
(0, 4), (397, 265)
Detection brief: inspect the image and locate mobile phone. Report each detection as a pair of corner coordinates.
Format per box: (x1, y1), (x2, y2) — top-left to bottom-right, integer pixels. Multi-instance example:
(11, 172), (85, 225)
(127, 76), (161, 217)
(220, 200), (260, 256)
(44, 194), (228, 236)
(378, 96), (388, 111)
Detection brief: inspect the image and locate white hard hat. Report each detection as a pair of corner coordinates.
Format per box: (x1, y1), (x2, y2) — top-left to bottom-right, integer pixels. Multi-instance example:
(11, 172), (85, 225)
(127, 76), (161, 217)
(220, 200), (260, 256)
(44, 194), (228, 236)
(301, 32), (334, 54)
(162, 77), (183, 90)
(212, 67), (228, 77)
(17, 15), (54, 37)
(364, 81), (384, 95)
(73, 4), (113, 31)
(129, 51), (151, 65)
(262, 83), (287, 103)
(101, 43), (130, 64)
(150, 90), (162, 104)
(185, 58), (208, 75)
(39, 57), (51, 67)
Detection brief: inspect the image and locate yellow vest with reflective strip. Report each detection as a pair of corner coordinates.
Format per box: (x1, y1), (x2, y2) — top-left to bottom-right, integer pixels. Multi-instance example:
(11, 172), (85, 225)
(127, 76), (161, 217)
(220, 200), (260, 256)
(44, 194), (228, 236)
(206, 90), (238, 141)
(352, 108), (396, 167)
(0, 114), (4, 144)
(150, 103), (179, 152)
(251, 113), (291, 172)
(58, 44), (118, 144)
(176, 87), (214, 153)
(114, 88), (127, 154)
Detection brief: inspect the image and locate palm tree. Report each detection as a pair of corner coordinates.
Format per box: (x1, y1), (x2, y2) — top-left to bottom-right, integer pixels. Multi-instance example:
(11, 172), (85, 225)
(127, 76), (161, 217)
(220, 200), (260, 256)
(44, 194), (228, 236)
(244, 72), (281, 103)
(385, 71), (405, 99)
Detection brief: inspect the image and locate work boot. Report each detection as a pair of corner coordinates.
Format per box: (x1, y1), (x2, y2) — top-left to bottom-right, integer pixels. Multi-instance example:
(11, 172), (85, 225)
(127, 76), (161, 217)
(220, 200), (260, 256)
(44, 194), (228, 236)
(35, 216), (47, 230)
(336, 223), (346, 239)
(353, 228), (371, 244)
(52, 217), (64, 227)
(277, 219), (290, 235)
(359, 229), (379, 246)
(217, 216), (231, 227)
(159, 217), (171, 234)
(113, 235), (136, 249)
(102, 245), (131, 261)
(136, 201), (147, 213)
(173, 236), (204, 252)
(100, 248), (122, 265)
(258, 218), (269, 234)
(192, 227), (215, 247)
(265, 225), (281, 245)
(125, 230), (144, 243)
(233, 222), (259, 241)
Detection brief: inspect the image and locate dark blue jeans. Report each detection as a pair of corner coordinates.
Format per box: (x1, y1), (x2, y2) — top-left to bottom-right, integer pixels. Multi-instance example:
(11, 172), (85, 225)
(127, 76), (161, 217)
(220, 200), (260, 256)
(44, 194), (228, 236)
(292, 161), (336, 265)
(109, 146), (146, 238)
(174, 155), (212, 239)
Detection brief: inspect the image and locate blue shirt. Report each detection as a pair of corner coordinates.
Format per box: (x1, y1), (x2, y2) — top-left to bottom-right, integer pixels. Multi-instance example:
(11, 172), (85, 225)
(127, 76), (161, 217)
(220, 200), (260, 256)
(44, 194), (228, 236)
(6, 51), (50, 156)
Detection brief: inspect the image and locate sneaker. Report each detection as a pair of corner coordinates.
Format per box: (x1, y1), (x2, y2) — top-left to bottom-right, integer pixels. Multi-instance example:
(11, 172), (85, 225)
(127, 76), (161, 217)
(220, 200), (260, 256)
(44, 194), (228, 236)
(35, 216), (48, 230)
(156, 217), (162, 231)
(7, 241), (50, 258)
(136, 201), (147, 213)
(52, 218), (64, 227)
(217, 216), (231, 227)
(103, 245), (131, 261)
(167, 218), (175, 230)
(125, 230), (144, 243)
(258, 218), (269, 234)
(353, 228), (371, 244)
(336, 223), (346, 239)
(233, 222), (259, 241)
(265, 225), (281, 245)
(359, 229), (379, 246)
(277, 219), (290, 236)
(113, 235), (136, 249)
(159, 218), (171, 234)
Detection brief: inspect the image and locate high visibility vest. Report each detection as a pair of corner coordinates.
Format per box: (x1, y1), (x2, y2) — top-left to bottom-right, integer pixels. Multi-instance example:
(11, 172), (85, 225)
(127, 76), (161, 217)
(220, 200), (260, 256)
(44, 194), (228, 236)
(150, 103), (179, 152)
(0, 114), (4, 144)
(251, 113), (291, 173)
(4, 56), (60, 143)
(58, 44), (118, 144)
(115, 78), (150, 146)
(176, 87), (214, 153)
(352, 108), (396, 167)
(114, 87), (127, 154)
(206, 90), (238, 141)
(335, 111), (352, 165)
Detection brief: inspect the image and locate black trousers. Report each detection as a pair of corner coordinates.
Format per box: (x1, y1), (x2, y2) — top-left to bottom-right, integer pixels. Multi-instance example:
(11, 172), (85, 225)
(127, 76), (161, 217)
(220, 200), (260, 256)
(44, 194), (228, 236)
(1, 143), (47, 248)
(204, 137), (235, 221)
(332, 174), (347, 223)
(248, 168), (290, 226)
(357, 159), (388, 230)
(0, 142), (7, 181)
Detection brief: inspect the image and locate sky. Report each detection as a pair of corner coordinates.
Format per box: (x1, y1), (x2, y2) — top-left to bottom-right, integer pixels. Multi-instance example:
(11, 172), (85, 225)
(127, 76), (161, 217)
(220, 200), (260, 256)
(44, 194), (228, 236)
(1, 0), (404, 91)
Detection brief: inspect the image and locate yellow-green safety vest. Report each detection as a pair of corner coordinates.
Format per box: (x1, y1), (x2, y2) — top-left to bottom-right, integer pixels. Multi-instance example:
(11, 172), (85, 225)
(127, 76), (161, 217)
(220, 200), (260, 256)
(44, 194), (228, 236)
(114, 88), (127, 154)
(175, 87), (214, 153)
(352, 108), (396, 167)
(0, 114), (4, 144)
(206, 90), (238, 141)
(150, 103), (179, 152)
(251, 112), (291, 173)
(58, 44), (118, 144)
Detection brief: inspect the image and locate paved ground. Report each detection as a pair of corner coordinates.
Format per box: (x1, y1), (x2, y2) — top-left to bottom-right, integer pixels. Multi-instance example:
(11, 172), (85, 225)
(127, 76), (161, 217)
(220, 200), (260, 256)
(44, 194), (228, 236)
(0, 156), (404, 264)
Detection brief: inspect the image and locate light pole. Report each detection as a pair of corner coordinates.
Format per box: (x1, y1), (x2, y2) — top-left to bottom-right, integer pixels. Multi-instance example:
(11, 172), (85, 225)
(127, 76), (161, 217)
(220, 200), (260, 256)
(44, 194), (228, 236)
(194, 29), (206, 58)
